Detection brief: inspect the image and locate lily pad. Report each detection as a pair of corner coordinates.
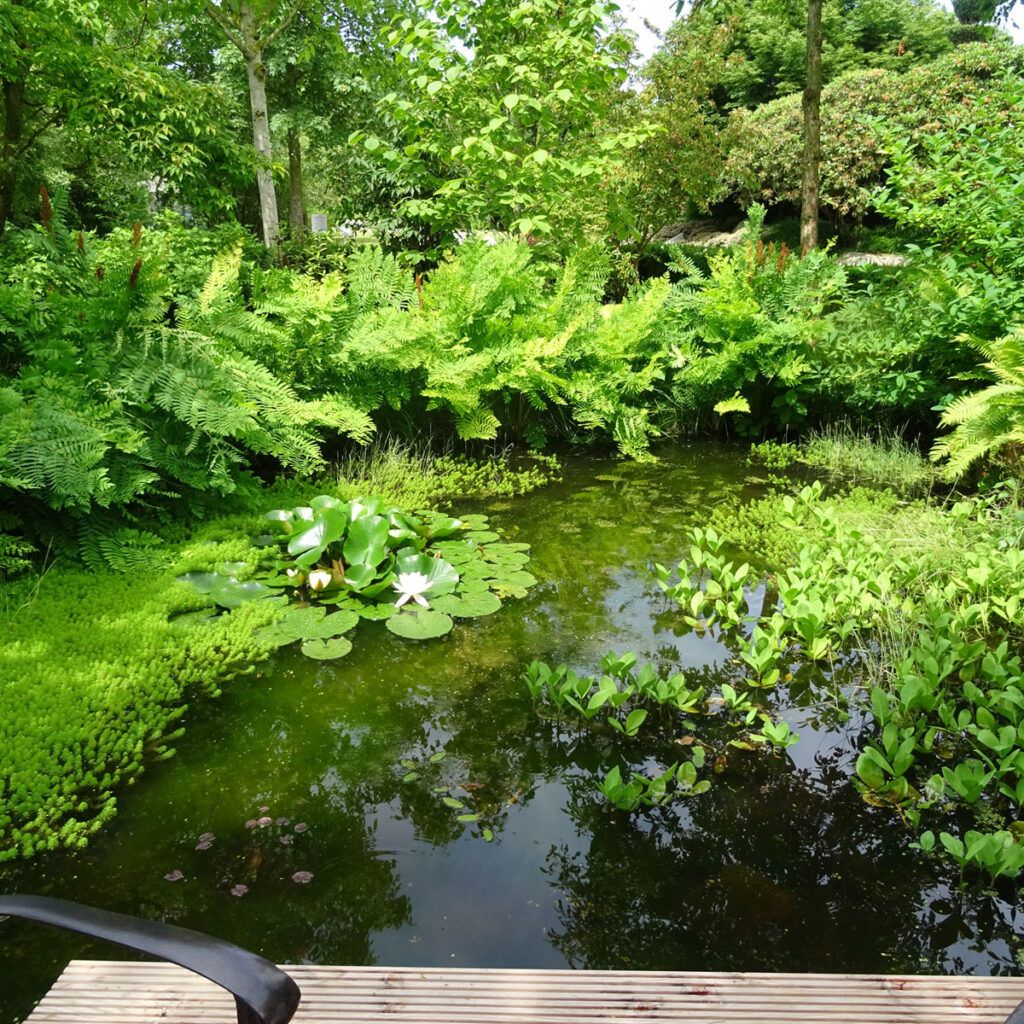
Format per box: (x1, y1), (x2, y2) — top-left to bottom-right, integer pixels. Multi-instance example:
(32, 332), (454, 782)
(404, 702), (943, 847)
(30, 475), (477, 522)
(433, 540), (479, 564)
(344, 562), (384, 590)
(288, 507), (348, 568)
(458, 577), (494, 593)
(431, 591), (502, 618)
(301, 636), (353, 660)
(277, 605), (359, 640)
(483, 542), (531, 556)
(465, 530), (500, 544)
(394, 552), (460, 596)
(252, 625), (295, 649)
(343, 515), (389, 567)
(210, 578), (272, 609)
(176, 571), (221, 594)
(386, 609), (454, 639)
(426, 515), (466, 539)
(491, 570), (537, 589)
(357, 603), (397, 620)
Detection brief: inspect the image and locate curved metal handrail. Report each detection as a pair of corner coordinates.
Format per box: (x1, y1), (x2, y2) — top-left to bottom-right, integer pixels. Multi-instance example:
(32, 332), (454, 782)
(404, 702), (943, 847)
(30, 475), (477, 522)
(0, 894), (300, 1024)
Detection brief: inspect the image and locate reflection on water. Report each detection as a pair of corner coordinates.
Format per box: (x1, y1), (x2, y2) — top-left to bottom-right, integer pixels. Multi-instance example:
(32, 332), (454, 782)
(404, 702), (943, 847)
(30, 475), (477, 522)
(2, 445), (1022, 1022)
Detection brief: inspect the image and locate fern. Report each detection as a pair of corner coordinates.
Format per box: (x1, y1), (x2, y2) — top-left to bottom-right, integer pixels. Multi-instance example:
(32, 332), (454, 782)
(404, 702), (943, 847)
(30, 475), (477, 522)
(930, 329), (1024, 479)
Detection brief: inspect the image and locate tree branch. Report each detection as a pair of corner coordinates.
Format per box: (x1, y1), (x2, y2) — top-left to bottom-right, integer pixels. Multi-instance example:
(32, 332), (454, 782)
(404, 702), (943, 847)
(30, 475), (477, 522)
(203, 1), (250, 58)
(264, 0), (305, 50)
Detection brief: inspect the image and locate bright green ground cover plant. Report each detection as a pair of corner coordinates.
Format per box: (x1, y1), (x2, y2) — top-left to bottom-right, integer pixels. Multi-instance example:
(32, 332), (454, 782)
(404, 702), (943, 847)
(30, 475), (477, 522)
(663, 481), (1024, 880)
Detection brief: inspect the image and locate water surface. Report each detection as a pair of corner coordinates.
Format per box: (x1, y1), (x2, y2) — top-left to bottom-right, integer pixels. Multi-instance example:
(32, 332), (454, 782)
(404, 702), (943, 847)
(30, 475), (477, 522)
(3, 446), (1022, 1022)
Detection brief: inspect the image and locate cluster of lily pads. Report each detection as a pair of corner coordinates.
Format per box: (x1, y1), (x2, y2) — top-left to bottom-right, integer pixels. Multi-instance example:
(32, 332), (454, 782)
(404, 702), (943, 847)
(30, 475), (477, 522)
(179, 495), (535, 660)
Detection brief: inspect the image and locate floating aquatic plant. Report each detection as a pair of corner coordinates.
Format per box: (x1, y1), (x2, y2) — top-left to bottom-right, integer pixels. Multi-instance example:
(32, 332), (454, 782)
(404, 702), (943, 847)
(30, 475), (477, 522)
(177, 495), (536, 660)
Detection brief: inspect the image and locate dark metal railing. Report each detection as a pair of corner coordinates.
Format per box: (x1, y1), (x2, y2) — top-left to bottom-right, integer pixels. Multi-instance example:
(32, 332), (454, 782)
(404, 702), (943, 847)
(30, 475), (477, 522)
(0, 894), (300, 1024)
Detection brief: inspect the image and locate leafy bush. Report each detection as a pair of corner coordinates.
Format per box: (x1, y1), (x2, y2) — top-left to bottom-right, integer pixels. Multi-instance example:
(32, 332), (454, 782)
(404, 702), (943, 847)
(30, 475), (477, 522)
(722, 43), (1024, 222)
(659, 205), (846, 433)
(0, 204), (371, 562)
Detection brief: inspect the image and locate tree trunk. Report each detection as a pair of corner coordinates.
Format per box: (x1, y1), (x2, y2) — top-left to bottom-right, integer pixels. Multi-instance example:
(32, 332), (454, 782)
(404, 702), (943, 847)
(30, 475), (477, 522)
(240, 4), (280, 248)
(0, 77), (25, 238)
(800, 0), (823, 254)
(287, 127), (306, 240)
(286, 64), (305, 240)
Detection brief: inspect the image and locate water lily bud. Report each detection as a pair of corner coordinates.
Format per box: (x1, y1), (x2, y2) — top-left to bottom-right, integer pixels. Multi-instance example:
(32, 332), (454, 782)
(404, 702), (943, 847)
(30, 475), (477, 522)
(308, 570), (332, 591)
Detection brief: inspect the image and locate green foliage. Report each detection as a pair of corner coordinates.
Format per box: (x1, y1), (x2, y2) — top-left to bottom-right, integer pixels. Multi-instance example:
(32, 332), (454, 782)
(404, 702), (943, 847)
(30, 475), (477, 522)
(723, 43), (1024, 221)
(0, 211), (371, 561)
(524, 649), (799, 812)
(184, 494), (536, 654)
(331, 441), (561, 509)
(802, 426), (935, 494)
(609, 17), (730, 248)
(322, 240), (671, 458)
(661, 205), (846, 433)
(678, 479), (1024, 879)
(931, 330), (1024, 480)
(354, 0), (657, 246)
(0, 526), (282, 861)
(677, 0), (955, 113)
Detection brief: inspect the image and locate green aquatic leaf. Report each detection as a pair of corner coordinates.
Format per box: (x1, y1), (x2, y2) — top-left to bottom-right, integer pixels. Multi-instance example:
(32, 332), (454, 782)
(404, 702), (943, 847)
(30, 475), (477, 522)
(357, 602), (397, 620)
(403, 771), (421, 782)
(457, 813), (480, 822)
(433, 540), (479, 564)
(176, 571), (221, 595)
(394, 553), (460, 596)
(465, 530), (500, 543)
(343, 515), (389, 567)
(210, 578), (272, 609)
(252, 625), (295, 649)
(301, 636), (353, 660)
(492, 570), (537, 589)
(426, 515), (466, 539)
(431, 591), (502, 618)
(442, 797), (464, 809)
(348, 496), (385, 521)
(277, 606), (358, 640)
(430, 751), (447, 762)
(482, 828), (494, 842)
(311, 495), (343, 512)
(344, 562), (382, 590)
(386, 609), (455, 639)
(288, 506), (348, 565)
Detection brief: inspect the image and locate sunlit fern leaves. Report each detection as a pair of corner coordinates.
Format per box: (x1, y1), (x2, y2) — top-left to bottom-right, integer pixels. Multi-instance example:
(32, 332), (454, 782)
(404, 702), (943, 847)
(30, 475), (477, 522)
(931, 330), (1024, 479)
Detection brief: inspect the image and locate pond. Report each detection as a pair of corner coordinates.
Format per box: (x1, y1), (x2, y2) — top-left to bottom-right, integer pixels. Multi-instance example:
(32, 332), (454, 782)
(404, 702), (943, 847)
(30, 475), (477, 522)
(2, 445), (1022, 1023)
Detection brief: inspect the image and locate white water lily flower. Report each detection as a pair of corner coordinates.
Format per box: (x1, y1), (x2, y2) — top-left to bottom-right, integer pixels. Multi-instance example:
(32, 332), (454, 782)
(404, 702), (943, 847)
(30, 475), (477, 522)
(393, 571), (431, 608)
(308, 570), (333, 591)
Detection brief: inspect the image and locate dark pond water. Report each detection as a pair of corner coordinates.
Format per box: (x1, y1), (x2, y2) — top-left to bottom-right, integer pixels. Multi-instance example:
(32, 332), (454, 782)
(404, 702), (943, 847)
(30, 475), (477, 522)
(3, 445), (1023, 1022)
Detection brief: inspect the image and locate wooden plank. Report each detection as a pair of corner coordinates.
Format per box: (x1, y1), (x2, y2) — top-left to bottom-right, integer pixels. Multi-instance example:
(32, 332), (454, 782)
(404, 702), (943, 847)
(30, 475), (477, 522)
(23, 961), (1024, 1024)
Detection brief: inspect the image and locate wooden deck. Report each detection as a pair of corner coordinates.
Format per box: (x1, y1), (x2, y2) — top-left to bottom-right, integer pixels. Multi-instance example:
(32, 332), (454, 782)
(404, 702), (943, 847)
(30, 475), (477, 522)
(24, 961), (1024, 1024)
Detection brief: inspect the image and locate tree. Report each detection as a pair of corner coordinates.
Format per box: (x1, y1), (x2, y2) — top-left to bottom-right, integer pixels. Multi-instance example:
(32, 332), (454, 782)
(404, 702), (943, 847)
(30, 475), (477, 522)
(800, 0), (822, 252)
(670, 0), (955, 113)
(203, 0), (304, 247)
(0, 0), (243, 236)
(353, 0), (658, 248)
(607, 16), (730, 251)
